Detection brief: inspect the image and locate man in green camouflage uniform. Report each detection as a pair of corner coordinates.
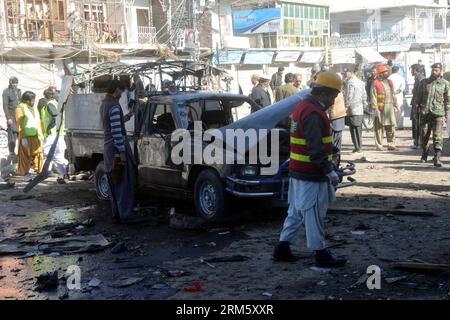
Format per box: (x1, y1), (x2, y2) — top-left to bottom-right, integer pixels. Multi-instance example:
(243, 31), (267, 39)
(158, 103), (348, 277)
(416, 63), (449, 167)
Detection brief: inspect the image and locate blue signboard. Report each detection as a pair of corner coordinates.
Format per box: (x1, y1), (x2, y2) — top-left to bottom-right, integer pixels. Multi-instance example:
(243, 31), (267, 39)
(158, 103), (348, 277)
(213, 51), (244, 65)
(233, 8), (281, 35)
(243, 51), (275, 65)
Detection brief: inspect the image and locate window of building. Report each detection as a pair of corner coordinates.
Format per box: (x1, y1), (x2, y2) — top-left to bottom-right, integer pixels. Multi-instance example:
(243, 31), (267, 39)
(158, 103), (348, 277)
(434, 13), (444, 30)
(281, 3), (329, 48)
(340, 22), (361, 35)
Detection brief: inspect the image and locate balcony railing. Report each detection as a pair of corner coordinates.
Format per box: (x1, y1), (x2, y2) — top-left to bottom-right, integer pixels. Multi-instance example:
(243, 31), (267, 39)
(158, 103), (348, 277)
(137, 26), (156, 45)
(331, 30), (446, 49)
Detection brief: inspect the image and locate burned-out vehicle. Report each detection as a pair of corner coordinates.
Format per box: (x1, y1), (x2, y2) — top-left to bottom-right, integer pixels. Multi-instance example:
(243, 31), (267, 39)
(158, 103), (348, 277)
(65, 62), (356, 221)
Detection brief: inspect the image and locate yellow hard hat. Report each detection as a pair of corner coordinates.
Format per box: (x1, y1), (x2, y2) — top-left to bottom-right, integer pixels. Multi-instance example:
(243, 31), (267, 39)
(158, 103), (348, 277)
(314, 71), (342, 92)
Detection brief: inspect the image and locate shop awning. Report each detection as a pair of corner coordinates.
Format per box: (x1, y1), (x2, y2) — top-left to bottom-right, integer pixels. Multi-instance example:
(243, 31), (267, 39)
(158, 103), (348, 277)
(355, 48), (386, 63)
(331, 48), (356, 64)
(378, 44), (411, 53)
(213, 51), (244, 65)
(299, 51), (324, 64)
(275, 51), (301, 62)
(243, 51), (275, 64)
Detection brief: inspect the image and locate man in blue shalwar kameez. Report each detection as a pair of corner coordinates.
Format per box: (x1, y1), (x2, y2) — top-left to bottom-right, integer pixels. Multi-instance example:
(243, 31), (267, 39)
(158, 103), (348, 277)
(100, 80), (137, 223)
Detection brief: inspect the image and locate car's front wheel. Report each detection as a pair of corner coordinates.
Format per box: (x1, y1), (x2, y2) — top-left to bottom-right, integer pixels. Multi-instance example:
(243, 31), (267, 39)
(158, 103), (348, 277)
(194, 169), (228, 222)
(94, 161), (110, 201)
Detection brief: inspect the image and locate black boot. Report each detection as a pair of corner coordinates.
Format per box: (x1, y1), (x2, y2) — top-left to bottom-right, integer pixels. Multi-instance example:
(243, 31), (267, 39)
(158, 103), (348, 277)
(315, 249), (347, 268)
(433, 150), (443, 167)
(420, 149), (428, 163)
(273, 241), (298, 262)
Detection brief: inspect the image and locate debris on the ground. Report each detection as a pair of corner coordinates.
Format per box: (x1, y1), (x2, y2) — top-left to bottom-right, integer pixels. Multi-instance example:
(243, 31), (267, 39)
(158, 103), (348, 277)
(111, 277), (144, 288)
(111, 242), (126, 254)
(8, 213), (26, 217)
(208, 228), (230, 233)
(385, 275), (408, 284)
(88, 278), (102, 287)
(317, 281), (327, 286)
(207, 242), (217, 247)
(47, 252), (60, 257)
(169, 213), (206, 230)
(310, 266), (331, 273)
(205, 255), (250, 263)
(329, 206), (437, 217)
(70, 173), (90, 181)
(58, 291), (69, 300)
(165, 270), (188, 278)
(10, 194), (35, 201)
(82, 219), (94, 227)
(392, 262), (450, 273)
(35, 271), (58, 291)
(262, 292), (273, 297)
(351, 230), (365, 236)
(218, 231), (231, 235)
(430, 192), (450, 198)
(200, 257), (216, 269)
(354, 223), (372, 231)
(151, 283), (167, 290)
(183, 280), (202, 292)
(0, 181), (15, 190)
(348, 274), (369, 290)
(37, 234), (110, 254)
(75, 225), (86, 232)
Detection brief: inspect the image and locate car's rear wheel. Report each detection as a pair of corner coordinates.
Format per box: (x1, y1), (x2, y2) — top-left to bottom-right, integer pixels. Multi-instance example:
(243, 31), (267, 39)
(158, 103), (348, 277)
(94, 161), (110, 201)
(194, 169), (228, 222)
(0, 130), (8, 150)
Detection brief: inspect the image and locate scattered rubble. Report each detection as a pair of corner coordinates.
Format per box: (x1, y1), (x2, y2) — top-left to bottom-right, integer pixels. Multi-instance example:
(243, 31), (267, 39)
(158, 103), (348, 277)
(88, 278), (102, 288)
(205, 255), (250, 263)
(111, 277), (145, 288)
(183, 280), (202, 292)
(35, 271), (58, 291)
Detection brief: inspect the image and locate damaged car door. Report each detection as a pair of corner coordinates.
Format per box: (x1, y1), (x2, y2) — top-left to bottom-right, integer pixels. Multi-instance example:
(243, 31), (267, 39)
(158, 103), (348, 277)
(137, 102), (183, 189)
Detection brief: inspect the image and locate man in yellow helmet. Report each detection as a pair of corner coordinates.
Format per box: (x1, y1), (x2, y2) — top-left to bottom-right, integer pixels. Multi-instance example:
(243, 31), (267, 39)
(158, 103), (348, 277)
(15, 91), (43, 181)
(273, 71), (347, 268)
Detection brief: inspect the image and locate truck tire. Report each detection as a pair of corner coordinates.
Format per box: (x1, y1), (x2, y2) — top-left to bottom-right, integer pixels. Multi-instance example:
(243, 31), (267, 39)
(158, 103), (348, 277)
(94, 161), (110, 201)
(194, 169), (228, 222)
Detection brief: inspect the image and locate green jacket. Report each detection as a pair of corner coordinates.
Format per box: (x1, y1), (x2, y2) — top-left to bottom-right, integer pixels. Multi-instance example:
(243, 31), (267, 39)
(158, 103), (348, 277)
(40, 99), (65, 138)
(275, 83), (298, 102)
(270, 73), (283, 91)
(417, 76), (449, 117)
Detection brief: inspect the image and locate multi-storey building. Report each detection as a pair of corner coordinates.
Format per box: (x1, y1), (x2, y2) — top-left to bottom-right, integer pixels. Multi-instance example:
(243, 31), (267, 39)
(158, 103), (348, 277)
(330, 0), (450, 79)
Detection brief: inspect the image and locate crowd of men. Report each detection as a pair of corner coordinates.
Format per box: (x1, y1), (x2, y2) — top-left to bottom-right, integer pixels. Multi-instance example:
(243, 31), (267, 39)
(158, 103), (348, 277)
(247, 60), (448, 167)
(2, 77), (68, 183)
(271, 60), (448, 268)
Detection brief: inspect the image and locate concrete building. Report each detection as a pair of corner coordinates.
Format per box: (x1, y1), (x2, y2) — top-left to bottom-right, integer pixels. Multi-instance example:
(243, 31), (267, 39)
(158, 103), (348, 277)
(0, 0), (159, 98)
(330, 0), (450, 82)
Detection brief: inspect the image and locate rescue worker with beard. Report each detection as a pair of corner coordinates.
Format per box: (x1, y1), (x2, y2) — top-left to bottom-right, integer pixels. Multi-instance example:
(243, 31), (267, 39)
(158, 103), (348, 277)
(40, 87), (69, 183)
(15, 91), (43, 181)
(273, 71), (347, 268)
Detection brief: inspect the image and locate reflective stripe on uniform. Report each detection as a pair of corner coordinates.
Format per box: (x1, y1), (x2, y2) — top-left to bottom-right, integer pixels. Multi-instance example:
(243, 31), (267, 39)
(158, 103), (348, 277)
(291, 136), (332, 145)
(290, 152), (333, 163)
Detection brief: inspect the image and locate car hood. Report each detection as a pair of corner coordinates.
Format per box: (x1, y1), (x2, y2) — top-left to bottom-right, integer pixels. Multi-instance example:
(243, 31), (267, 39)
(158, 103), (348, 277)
(220, 88), (311, 133)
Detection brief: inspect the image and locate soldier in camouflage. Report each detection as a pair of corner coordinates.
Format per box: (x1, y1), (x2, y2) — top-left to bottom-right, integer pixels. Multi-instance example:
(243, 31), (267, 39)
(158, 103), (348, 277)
(416, 63), (449, 167)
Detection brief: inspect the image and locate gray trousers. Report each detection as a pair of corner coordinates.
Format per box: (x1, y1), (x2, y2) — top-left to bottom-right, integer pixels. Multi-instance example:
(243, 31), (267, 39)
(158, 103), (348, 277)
(279, 178), (336, 251)
(349, 125), (363, 151)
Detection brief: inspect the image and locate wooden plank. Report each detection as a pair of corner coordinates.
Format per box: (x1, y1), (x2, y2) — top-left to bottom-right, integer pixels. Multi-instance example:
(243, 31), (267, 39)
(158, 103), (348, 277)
(392, 262), (450, 272)
(328, 206), (437, 217)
